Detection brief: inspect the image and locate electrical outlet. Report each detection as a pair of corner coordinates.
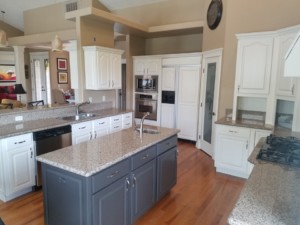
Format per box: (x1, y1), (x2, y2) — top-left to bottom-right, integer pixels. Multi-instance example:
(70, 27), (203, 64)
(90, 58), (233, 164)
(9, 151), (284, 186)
(88, 97), (93, 103)
(15, 116), (23, 121)
(102, 96), (106, 101)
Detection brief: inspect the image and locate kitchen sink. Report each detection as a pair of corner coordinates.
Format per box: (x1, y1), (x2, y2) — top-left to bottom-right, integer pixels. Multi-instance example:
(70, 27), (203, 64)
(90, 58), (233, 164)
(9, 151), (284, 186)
(60, 113), (96, 121)
(135, 127), (160, 134)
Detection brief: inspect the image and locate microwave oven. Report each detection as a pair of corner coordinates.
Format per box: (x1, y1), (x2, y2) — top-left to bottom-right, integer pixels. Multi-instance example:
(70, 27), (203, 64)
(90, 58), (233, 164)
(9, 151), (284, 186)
(135, 75), (158, 92)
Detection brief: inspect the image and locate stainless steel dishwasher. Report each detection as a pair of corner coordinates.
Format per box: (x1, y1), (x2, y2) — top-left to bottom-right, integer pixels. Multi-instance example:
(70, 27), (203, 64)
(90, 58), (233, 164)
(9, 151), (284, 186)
(33, 125), (72, 188)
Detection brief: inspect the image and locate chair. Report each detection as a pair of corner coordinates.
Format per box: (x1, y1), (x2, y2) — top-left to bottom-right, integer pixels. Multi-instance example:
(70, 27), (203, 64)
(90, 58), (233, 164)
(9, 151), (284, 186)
(27, 100), (44, 107)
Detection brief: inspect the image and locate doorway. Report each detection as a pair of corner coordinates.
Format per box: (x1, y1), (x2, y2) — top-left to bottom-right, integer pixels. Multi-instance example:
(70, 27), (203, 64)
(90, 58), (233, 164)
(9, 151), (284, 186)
(197, 49), (222, 157)
(30, 52), (51, 105)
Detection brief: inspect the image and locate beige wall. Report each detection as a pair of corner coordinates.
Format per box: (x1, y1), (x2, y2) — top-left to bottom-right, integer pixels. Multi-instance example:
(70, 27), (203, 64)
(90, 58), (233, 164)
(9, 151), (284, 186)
(24, 3), (75, 35)
(145, 33), (202, 55)
(113, 0), (204, 26)
(0, 21), (23, 37)
(202, 0), (300, 118)
(49, 51), (71, 104)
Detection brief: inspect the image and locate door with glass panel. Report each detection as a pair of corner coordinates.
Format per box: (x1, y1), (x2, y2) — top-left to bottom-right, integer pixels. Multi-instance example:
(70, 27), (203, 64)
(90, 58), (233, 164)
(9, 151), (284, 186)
(30, 52), (50, 105)
(197, 50), (222, 157)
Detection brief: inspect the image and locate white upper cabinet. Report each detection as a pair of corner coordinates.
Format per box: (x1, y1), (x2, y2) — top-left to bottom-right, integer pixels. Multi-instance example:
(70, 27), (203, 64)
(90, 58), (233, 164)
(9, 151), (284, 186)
(275, 27), (300, 98)
(83, 46), (123, 90)
(235, 33), (274, 95)
(162, 67), (176, 91)
(134, 58), (161, 76)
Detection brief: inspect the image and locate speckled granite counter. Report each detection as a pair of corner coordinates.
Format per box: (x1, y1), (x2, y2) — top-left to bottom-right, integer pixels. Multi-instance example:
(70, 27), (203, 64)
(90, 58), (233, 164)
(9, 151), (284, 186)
(36, 126), (179, 177)
(0, 108), (131, 139)
(228, 131), (300, 225)
(216, 117), (274, 131)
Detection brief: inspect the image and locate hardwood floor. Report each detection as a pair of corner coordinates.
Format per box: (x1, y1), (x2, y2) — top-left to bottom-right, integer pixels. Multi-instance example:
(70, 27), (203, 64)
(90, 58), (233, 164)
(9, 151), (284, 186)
(0, 140), (245, 225)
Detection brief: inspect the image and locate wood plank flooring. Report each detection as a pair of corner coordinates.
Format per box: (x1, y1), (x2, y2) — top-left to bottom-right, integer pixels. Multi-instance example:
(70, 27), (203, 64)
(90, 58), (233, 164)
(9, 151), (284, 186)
(0, 140), (245, 225)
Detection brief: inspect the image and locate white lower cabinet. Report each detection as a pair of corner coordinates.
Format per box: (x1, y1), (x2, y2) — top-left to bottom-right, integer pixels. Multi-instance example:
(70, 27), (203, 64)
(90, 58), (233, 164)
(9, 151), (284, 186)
(71, 121), (93, 145)
(110, 115), (122, 133)
(0, 133), (35, 202)
(122, 112), (133, 129)
(214, 125), (271, 179)
(72, 113), (133, 144)
(93, 117), (110, 139)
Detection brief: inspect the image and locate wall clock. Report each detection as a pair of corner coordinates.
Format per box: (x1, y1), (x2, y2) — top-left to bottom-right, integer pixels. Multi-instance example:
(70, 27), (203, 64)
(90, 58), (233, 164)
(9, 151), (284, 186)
(207, 0), (223, 30)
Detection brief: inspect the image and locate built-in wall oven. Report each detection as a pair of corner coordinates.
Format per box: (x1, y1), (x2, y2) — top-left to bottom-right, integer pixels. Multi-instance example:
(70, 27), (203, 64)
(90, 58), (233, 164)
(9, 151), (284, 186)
(135, 93), (157, 121)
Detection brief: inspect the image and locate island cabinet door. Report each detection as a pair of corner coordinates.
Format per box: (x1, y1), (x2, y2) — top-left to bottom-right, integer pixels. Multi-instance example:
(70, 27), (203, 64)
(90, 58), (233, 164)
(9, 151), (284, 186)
(157, 146), (178, 201)
(42, 164), (90, 225)
(130, 159), (157, 224)
(92, 176), (130, 225)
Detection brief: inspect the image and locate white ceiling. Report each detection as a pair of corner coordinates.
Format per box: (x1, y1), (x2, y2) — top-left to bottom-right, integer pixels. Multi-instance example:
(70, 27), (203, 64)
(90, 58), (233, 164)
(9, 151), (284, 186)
(0, 0), (167, 31)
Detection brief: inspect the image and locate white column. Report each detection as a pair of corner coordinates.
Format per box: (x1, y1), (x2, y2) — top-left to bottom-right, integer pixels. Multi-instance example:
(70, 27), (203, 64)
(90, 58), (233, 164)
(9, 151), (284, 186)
(13, 46), (27, 103)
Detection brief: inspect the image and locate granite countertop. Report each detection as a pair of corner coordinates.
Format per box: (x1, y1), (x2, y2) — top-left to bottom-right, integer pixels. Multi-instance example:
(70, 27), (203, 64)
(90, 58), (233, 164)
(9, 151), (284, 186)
(36, 126), (179, 177)
(0, 108), (132, 139)
(216, 117), (274, 131)
(228, 132), (300, 225)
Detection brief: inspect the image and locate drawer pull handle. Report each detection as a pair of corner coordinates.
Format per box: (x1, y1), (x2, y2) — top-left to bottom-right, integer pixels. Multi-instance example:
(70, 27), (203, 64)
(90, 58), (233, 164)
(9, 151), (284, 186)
(15, 140), (26, 144)
(79, 126), (86, 130)
(58, 177), (66, 184)
(141, 154), (150, 160)
(229, 130), (237, 133)
(107, 170), (119, 178)
(126, 178), (130, 191)
(100, 122), (105, 125)
(114, 126), (120, 129)
(132, 175), (136, 188)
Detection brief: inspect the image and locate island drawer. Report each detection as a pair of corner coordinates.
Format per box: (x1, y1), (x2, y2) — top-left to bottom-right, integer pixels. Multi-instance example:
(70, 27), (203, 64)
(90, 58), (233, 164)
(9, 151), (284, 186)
(132, 145), (157, 170)
(92, 159), (130, 193)
(157, 135), (177, 155)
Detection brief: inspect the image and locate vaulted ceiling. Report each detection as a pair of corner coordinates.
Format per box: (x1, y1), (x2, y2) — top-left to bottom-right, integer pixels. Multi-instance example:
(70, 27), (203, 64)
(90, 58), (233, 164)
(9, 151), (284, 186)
(0, 0), (182, 31)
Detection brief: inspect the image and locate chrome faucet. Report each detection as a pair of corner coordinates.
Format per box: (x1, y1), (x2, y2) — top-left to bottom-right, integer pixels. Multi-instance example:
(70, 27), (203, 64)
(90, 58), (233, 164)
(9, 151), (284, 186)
(76, 101), (90, 115)
(140, 112), (150, 136)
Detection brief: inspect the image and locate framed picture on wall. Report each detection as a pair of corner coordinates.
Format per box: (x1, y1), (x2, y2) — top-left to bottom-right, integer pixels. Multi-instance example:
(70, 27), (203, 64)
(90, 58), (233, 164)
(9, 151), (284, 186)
(58, 71), (68, 84)
(57, 58), (67, 70)
(0, 64), (16, 82)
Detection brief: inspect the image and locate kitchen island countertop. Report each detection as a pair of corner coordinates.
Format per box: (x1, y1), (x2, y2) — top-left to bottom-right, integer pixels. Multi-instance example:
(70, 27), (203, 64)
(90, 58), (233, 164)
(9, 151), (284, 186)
(228, 133), (300, 225)
(36, 126), (179, 177)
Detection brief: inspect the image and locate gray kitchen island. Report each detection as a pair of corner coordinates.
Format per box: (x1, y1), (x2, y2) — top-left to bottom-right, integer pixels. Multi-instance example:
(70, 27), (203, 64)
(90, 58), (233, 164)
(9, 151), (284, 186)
(36, 126), (179, 225)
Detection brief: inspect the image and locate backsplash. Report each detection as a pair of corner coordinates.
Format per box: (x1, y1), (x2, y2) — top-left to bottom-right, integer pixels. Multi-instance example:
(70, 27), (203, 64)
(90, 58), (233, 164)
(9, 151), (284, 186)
(0, 102), (113, 125)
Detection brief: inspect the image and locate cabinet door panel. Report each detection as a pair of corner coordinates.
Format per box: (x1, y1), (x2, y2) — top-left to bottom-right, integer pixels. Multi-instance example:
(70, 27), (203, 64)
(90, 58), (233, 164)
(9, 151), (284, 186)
(44, 166), (86, 225)
(97, 51), (110, 89)
(177, 67), (200, 141)
(236, 37), (273, 94)
(161, 104), (176, 128)
(157, 147), (177, 200)
(276, 32), (298, 97)
(72, 132), (92, 145)
(215, 134), (248, 177)
(5, 146), (35, 194)
(162, 67), (176, 91)
(111, 53), (122, 89)
(93, 177), (129, 225)
(131, 160), (156, 224)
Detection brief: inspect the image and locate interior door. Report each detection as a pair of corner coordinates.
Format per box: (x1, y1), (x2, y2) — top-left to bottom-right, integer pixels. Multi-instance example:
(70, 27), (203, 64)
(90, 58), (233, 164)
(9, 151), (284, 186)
(197, 50), (222, 157)
(30, 52), (50, 104)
